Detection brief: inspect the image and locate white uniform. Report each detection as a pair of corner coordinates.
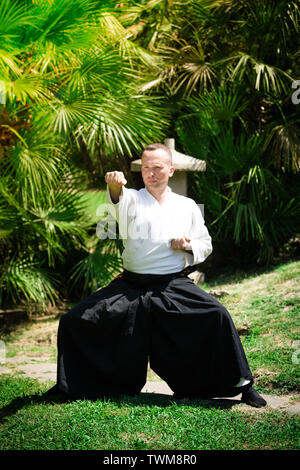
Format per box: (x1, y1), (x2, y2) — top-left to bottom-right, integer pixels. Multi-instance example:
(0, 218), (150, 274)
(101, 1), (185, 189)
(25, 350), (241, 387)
(106, 185), (212, 274)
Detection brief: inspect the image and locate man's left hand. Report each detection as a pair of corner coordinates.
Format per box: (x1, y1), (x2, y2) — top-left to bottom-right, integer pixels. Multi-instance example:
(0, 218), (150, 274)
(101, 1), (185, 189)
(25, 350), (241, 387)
(171, 236), (191, 250)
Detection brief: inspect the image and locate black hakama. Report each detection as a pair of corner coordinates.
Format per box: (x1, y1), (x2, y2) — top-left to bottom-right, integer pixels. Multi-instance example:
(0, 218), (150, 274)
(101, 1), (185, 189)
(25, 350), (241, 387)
(56, 269), (253, 399)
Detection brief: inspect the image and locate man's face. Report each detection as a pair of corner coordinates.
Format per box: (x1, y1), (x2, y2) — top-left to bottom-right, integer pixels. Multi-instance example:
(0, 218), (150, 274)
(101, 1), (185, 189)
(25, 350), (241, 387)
(141, 149), (175, 191)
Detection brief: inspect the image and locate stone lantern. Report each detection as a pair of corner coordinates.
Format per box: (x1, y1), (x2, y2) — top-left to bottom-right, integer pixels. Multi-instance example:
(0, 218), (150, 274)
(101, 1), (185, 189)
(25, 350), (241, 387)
(130, 138), (207, 285)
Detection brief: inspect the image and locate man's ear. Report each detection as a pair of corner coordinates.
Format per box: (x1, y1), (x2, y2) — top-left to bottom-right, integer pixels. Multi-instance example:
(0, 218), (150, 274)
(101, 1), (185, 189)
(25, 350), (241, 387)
(169, 167), (175, 177)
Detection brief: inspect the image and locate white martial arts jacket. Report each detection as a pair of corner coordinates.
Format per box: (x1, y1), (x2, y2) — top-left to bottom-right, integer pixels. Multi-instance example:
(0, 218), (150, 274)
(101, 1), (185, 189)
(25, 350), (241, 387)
(106, 185), (212, 275)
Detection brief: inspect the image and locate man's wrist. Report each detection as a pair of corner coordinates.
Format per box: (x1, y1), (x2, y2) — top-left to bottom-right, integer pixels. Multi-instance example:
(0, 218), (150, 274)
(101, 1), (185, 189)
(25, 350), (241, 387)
(108, 184), (123, 204)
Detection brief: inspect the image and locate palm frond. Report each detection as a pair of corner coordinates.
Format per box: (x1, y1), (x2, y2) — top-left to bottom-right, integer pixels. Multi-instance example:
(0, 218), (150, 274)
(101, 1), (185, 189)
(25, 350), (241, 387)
(0, 257), (59, 306)
(4, 73), (53, 105)
(45, 93), (99, 135)
(230, 53), (293, 96)
(2, 128), (66, 207)
(189, 86), (248, 124)
(0, 178), (77, 266)
(28, 185), (91, 264)
(232, 202), (261, 243)
(263, 120), (300, 173)
(59, 46), (133, 97)
(97, 10), (162, 68)
(69, 240), (123, 297)
(0, 49), (20, 75)
(166, 33), (217, 96)
(175, 86), (250, 162)
(0, 0), (36, 53)
(0, 194), (19, 241)
(27, 0), (98, 50)
(77, 92), (169, 157)
(211, 132), (264, 175)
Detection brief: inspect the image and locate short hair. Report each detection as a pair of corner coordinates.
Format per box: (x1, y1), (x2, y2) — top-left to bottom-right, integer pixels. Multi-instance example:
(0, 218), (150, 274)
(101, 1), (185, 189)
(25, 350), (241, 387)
(142, 143), (173, 165)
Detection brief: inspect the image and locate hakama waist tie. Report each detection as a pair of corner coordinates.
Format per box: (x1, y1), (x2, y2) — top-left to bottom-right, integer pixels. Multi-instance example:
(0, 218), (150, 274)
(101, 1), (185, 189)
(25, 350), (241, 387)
(113, 268), (189, 336)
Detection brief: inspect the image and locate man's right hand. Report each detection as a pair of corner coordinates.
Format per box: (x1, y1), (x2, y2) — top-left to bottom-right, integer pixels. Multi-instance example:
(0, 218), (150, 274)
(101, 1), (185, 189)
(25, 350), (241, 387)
(105, 171), (127, 187)
(105, 171), (127, 204)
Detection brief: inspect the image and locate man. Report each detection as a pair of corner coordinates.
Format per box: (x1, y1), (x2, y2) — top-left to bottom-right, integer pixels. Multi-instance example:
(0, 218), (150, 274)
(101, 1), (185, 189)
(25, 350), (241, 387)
(52, 143), (266, 407)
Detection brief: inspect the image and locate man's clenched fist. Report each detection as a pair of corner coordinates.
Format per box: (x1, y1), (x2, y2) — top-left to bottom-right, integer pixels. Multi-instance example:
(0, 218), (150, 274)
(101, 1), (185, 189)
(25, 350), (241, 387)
(105, 171), (127, 204)
(105, 171), (127, 187)
(171, 236), (191, 250)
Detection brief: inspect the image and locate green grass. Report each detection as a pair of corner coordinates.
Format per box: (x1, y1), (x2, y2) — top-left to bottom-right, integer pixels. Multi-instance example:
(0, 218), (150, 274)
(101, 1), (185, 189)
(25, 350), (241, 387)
(0, 376), (299, 450)
(0, 259), (299, 450)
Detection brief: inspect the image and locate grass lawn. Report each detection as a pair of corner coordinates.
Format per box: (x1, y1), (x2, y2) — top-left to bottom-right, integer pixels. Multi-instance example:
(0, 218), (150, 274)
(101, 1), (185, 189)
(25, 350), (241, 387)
(0, 376), (299, 451)
(0, 259), (299, 450)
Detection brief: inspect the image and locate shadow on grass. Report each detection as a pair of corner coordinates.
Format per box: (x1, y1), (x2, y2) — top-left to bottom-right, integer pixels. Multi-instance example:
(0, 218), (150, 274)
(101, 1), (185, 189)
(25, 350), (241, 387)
(117, 392), (242, 410)
(0, 388), (242, 424)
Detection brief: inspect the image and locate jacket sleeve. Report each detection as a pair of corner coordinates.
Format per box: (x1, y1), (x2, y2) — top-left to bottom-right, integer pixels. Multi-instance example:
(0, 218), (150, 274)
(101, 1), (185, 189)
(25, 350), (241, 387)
(106, 185), (137, 239)
(185, 200), (213, 266)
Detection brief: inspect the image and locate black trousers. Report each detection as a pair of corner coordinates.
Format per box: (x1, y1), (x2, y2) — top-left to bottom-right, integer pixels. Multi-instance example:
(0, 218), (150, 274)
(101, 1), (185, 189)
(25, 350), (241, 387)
(56, 269), (253, 399)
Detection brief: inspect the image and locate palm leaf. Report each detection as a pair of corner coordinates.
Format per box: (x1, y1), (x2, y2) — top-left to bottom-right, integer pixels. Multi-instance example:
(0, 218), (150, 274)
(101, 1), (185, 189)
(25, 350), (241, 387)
(0, 257), (59, 306)
(28, 185), (91, 265)
(77, 92), (169, 157)
(189, 86), (248, 124)
(45, 93), (99, 135)
(0, 49), (20, 75)
(210, 132), (264, 175)
(0, 0), (35, 53)
(69, 240), (123, 297)
(230, 53), (293, 95)
(27, 0), (97, 49)
(171, 36), (217, 96)
(0, 177), (87, 267)
(98, 10), (162, 68)
(59, 46), (133, 96)
(2, 128), (66, 207)
(4, 73), (53, 105)
(263, 120), (300, 173)
(0, 195), (19, 240)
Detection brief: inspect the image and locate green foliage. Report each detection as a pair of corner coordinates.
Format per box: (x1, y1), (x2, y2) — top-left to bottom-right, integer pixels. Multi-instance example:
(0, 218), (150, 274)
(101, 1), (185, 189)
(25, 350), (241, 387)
(0, 257), (59, 305)
(0, 0), (168, 307)
(0, 0), (299, 307)
(69, 239), (123, 297)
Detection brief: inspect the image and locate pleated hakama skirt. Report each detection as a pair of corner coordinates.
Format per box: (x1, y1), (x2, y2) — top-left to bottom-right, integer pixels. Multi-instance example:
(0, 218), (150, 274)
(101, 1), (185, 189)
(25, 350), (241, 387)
(56, 270), (253, 399)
